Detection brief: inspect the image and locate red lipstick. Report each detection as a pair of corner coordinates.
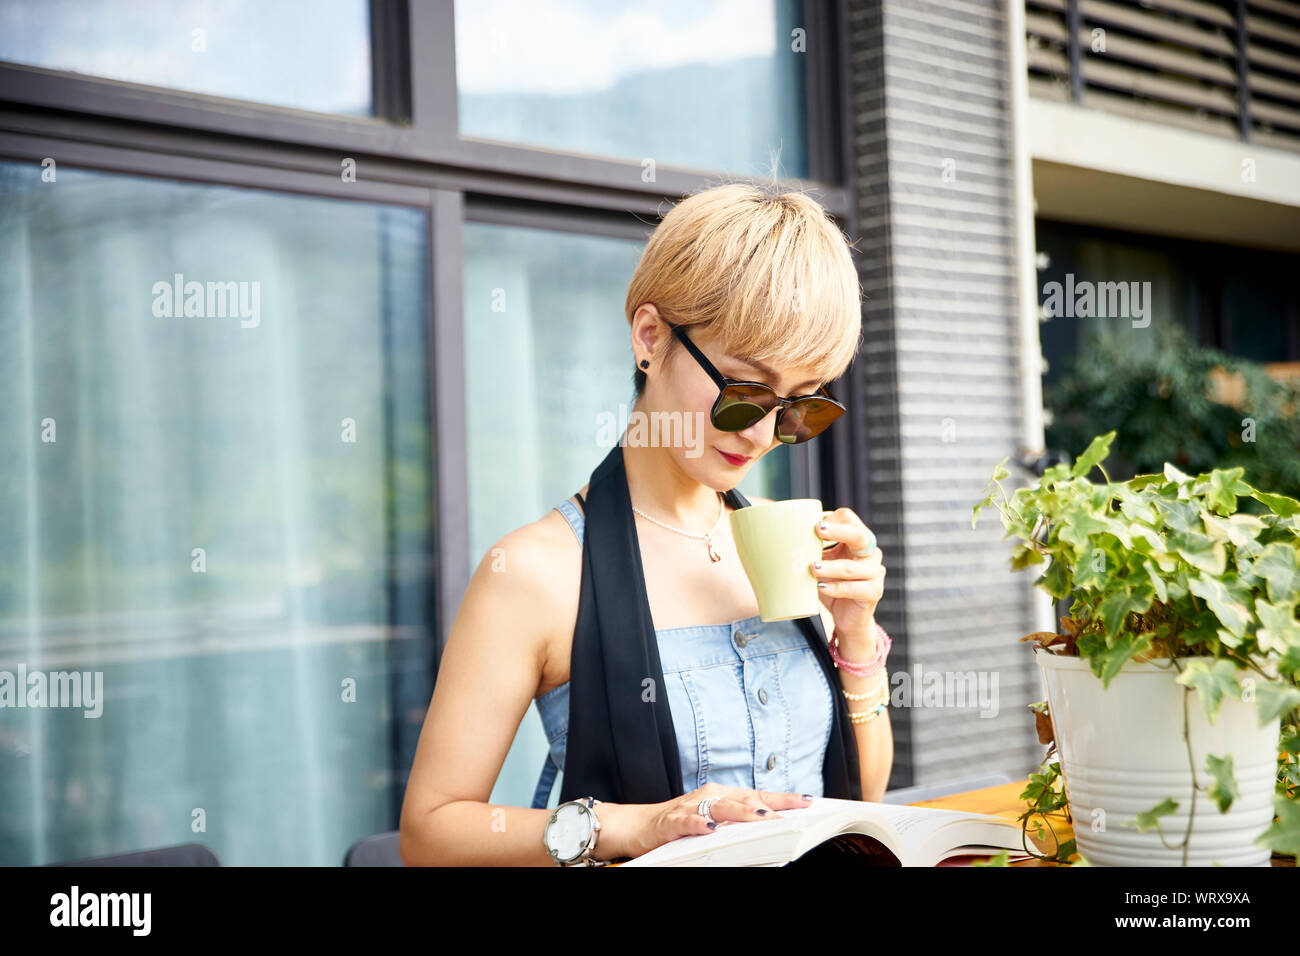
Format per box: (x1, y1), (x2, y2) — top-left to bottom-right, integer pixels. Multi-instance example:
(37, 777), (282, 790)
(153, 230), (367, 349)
(718, 449), (751, 466)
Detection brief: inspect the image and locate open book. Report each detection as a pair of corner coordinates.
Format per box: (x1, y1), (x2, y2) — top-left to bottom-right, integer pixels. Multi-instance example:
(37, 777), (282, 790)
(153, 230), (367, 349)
(618, 798), (1034, 867)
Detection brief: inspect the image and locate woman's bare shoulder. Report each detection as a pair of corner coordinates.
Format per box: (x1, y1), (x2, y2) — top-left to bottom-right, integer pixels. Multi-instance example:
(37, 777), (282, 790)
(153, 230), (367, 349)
(458, 487), (588, 687)
(474, 492), (586, 605)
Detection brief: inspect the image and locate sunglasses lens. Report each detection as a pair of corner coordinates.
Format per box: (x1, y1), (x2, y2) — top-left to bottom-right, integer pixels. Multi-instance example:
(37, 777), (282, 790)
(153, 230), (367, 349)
(713, 384), (776, 431)
(777, 398), (844, 443)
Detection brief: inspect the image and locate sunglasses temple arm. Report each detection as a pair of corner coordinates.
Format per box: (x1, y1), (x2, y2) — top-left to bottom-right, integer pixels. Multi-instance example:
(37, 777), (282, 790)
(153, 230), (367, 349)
(670, 323), (730, 390)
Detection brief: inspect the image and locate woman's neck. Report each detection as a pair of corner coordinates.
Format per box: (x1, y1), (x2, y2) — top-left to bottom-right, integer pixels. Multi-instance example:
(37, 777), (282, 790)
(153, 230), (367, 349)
(620, 419), (727, 529)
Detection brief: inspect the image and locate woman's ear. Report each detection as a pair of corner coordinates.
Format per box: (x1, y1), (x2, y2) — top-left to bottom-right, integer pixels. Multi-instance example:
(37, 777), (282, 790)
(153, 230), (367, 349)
(631, 303), (665, 362)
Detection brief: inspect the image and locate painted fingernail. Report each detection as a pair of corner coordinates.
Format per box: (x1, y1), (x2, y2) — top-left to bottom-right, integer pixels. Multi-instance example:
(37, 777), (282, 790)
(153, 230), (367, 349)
(756, 809), (768, 815)
(801, 794), (814, 800)
(818, 521), (827, 530)
(813, 561), (822, 569)
(707, 821), (718, 830)
(817, 582), (827, 589)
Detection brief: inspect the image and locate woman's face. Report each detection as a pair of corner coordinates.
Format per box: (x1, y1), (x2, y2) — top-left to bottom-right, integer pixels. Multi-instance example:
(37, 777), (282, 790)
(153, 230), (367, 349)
(644, 318), (823, 488)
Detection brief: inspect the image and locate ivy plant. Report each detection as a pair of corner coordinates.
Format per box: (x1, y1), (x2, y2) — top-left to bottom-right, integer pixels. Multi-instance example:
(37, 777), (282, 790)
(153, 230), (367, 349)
(972, 430), (1300, 864)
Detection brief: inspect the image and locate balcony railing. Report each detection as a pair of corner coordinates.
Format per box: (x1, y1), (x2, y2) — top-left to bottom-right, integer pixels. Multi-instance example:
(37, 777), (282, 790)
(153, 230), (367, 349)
(1026, 0), (1300, 153)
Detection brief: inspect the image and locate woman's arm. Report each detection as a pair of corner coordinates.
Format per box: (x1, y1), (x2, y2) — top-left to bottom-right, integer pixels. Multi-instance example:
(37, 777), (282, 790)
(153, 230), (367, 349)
(827, 609), (894, 802)
(398, 523), (580, 866)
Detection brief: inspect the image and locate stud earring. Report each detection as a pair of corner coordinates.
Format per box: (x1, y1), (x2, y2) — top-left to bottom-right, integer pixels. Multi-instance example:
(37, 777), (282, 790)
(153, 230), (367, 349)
(639, 359), (649, 369)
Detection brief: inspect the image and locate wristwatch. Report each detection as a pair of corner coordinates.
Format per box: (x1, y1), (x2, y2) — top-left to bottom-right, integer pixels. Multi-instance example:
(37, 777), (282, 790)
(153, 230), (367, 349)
(542, 796), (608, 866)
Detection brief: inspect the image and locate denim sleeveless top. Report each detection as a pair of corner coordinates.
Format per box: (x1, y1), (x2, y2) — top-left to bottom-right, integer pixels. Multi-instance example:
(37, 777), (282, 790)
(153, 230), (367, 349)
(530, 495), (836, 809)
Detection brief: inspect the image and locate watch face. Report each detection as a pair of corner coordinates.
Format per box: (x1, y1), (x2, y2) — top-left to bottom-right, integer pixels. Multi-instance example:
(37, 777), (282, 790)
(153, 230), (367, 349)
(548, 803), (593, 861)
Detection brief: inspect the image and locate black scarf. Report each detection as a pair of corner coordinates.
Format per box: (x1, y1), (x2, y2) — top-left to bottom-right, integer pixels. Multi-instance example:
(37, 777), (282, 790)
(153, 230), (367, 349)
(558, 441), (863, 806)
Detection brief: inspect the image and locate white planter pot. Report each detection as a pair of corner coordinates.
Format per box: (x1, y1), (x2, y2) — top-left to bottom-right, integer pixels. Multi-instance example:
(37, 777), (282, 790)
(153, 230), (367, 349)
(1035, 648), (1280, 867)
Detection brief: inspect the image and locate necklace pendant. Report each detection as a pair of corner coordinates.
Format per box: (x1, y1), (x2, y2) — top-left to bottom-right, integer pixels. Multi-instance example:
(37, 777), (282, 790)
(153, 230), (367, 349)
(706, 539), (722, 563)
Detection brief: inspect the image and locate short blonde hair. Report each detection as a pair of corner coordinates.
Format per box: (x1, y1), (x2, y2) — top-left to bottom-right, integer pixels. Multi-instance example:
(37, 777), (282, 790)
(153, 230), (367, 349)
(626, 182), (863, 398)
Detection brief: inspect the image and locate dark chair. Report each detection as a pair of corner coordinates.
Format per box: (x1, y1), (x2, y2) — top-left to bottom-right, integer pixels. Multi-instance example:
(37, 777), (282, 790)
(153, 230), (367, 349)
(344, 830), (403, 866)
(46, 842), (220, 866)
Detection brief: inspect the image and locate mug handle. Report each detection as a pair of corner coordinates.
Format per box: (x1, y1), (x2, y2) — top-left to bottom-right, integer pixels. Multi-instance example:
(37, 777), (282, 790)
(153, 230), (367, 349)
(819, 510), (837, 551)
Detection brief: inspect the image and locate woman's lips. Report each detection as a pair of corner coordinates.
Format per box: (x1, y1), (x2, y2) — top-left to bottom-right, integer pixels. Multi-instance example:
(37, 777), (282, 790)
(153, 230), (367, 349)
(717, 449), (751, 466)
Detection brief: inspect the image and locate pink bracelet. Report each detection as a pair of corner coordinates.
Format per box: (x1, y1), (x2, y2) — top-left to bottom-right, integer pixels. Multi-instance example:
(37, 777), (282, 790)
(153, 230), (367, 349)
(829, 622), (891, 678)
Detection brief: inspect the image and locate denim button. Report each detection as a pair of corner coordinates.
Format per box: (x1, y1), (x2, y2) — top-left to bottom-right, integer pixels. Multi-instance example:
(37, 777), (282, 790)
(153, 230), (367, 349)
(758, 688), (769, 705)
(733, 629), (748, 649)
(766, 753), (777, 771)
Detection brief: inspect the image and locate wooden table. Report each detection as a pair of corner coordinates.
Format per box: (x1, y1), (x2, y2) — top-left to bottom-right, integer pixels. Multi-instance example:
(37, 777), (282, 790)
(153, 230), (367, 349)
(908, 778), (1072, 865)
(910, 777), (1294, 866)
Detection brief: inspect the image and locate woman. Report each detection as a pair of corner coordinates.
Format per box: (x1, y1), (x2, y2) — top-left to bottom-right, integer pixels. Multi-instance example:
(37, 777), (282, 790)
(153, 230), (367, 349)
(399, 183), (892, 866)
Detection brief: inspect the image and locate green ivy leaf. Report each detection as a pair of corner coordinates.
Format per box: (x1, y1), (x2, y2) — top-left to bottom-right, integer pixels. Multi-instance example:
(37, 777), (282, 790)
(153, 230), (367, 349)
(1057, 503), (1112, 552)
(1205, 754), (1238, 813)
(1256, 599), (1300, 656)
(1133, 797), (1179, 832)
(1010, 543), (1045, 570)
(971, 850), (1011, 867)
(1176, 659), (1242, 725)
(1255, 679), (1300, 726)
(1128, 473), (1166, 491)
(1187, 575), (1252, 638)
(1201, 512), (1266, 549)
(1141, 559), (1169, 603)
(1163, 462), (1193, 485)
(1256, 795), (1300, 857)
(1204, 467), (1249, 515)
(1255, 544), (1300, 605)
(1251, 489), (1300, 518)
(1215, 627), (1244, 650)
(1127, 523), (1166, 554)
(1091, 630), (1154, 687)
(1077, 628), (1108, 664)
(1036, 555), (1073, 600)
(1154, 497), (1200, 535)
(1174, 531), (1228, 577)
(1097, 588), (1154, 645)
(1071, 430), (1116, 478)
(1114, 485), (1159, 524)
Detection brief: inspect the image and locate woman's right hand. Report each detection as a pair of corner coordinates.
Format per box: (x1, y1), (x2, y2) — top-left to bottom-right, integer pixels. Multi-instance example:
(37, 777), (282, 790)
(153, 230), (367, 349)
(592, 784), (813, 862)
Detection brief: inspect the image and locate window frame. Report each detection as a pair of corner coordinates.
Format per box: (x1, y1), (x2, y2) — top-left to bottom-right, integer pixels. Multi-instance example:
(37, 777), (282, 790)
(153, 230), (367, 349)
(0, 0), (856, 655)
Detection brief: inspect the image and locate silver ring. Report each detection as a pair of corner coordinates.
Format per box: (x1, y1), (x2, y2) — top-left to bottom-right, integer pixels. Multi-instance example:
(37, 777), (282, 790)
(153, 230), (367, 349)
(697, 797), (718, 824)
(852, 530), (878, 558)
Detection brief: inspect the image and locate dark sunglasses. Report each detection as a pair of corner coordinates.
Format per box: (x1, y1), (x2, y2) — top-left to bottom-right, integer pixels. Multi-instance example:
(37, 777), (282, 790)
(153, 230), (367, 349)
(666, 321), (846, 444)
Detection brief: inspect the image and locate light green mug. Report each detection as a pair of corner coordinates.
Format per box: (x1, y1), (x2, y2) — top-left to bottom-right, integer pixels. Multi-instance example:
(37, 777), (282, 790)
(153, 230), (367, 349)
(730, 498), (836, 622)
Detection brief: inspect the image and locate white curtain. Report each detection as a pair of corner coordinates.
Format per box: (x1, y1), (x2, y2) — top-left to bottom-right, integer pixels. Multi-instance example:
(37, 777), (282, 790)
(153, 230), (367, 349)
(0, 162), (432, 865)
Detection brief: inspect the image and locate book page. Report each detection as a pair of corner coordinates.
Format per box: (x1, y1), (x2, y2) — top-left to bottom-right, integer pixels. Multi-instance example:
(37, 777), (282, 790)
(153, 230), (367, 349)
(620, 797), (1016, 867)
(807, 799), (1013, 860)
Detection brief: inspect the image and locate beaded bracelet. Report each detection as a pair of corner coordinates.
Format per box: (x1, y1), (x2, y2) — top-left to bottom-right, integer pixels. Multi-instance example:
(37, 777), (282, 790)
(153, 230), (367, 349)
(845, 670), (889, 713)
(829, 621), (891, 678)
(848, 699), (889, 724)
(842, 668), (888, 702)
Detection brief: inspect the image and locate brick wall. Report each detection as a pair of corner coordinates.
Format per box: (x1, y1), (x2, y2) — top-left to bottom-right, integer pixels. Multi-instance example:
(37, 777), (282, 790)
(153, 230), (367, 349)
(844, 0), (1045, 788)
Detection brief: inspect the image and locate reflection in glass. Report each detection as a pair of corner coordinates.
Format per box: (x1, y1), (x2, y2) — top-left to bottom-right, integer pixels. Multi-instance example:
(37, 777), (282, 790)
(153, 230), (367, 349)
(0, 163), (432, 865)
(456, 0), (808, 177)
(462, 220), (792, 807)
(0, 0), (373, 115)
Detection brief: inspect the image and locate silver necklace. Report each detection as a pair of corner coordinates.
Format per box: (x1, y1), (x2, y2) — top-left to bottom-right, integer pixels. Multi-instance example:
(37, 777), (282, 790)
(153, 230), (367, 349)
(631, 492), (727, 563)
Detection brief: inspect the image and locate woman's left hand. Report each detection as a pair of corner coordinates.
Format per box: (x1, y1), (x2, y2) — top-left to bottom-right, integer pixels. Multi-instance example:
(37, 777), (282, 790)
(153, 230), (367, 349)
(811, 508), (885, 645)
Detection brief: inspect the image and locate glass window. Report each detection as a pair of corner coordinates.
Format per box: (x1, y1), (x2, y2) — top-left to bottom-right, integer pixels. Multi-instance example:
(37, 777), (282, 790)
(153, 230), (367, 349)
(0, 0), (373, 115)
(455, 0), (809, 178)
(462, 220), (792, 808)
(0, 163), (433, 865)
